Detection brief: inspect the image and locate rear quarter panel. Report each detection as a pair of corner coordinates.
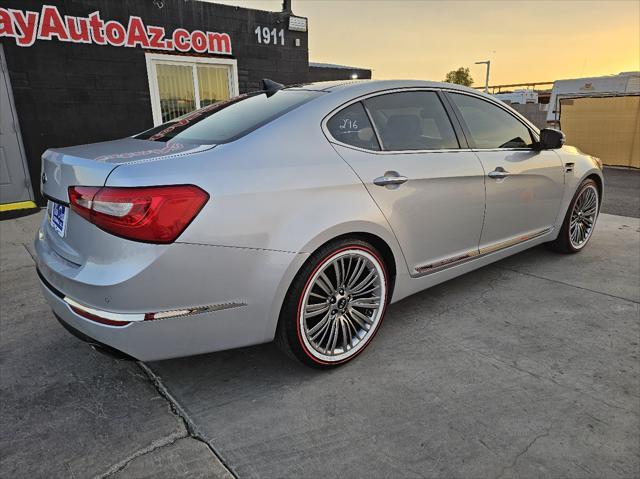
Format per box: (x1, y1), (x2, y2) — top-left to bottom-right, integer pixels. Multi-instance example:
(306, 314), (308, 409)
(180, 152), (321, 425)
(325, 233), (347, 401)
(104, 103), (408, 340)
(105, 105), (402, 259)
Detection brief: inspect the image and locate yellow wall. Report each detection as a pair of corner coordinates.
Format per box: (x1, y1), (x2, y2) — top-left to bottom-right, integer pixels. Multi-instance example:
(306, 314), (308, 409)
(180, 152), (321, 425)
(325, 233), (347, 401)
(560, 95), (640, 168)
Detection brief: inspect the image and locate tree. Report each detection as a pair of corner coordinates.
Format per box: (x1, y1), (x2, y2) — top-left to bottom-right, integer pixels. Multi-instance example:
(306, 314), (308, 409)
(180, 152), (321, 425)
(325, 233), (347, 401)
(444, 67), (474, 87)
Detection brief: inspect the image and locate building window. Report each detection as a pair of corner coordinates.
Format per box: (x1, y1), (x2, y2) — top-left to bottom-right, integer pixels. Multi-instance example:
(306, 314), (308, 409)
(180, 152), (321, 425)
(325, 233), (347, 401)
(145, 53), (239, 125)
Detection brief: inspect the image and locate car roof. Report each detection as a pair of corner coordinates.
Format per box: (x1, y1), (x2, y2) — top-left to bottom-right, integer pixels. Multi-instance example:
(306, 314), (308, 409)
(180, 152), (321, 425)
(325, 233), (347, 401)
(284, 79), (541, 135)
(291, 79), (482, 96)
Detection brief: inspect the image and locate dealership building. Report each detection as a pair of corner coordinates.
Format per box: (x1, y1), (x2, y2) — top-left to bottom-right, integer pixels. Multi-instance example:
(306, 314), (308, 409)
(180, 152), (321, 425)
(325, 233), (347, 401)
(0, 0), (371, 210)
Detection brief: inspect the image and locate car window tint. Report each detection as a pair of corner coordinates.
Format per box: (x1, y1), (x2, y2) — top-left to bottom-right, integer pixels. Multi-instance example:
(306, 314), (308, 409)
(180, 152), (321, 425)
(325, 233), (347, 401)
(364, 91), (459, 151)
(326, 102), (380, 151)
(449, 93), (534, 149)
(136, 90), (324, 144)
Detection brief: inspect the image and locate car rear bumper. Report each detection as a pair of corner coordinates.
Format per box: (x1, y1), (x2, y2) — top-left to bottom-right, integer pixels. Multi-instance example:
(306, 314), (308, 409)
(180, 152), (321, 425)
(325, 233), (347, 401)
(35, 216), (308, 361)
(53, 312), (137, 361)
(37, 270), (259, 361)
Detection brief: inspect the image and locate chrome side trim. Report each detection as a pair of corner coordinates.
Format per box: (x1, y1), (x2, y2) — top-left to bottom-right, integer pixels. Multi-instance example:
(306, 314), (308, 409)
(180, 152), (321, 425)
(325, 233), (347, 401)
(149, 302), (247, 321)
(328, 142), (474, 156)
(415, 250), (480, 274)
(63, 297), (246, 323)
(414, 227), (553, 276)
(64, 297), (145, 323)
(478, 227), (553, 255)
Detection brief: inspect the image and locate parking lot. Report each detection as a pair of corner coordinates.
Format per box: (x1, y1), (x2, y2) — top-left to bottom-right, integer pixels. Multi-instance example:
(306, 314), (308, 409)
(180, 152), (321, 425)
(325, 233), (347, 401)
(1, 169), (638, 478)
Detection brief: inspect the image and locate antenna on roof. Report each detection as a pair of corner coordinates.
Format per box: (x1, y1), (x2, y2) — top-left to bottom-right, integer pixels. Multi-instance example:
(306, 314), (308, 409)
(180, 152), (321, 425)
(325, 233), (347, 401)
(261, 78), (285, 97)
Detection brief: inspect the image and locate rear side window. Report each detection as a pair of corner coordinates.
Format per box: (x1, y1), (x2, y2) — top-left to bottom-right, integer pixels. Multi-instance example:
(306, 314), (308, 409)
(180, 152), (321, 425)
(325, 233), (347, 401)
(449, 93), (534, 149)
(136, 90), (323, 144)
(364, 91), (459, 151)
(326, 102), (380, 151)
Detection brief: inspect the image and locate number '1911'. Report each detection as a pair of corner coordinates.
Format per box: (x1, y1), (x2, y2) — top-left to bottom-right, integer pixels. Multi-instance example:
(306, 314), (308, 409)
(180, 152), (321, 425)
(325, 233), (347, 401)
(254, 26), (285, 46)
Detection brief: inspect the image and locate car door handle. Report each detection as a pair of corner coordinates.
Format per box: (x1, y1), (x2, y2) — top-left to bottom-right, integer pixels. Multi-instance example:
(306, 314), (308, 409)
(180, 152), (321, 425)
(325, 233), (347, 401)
(373, 174), (409, 187)
(488, 167), (510, 179)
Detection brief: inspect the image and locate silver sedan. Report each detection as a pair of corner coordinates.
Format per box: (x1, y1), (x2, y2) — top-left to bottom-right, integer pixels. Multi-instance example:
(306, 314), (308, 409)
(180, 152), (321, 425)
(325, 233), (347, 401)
(35, 80), (604, 368)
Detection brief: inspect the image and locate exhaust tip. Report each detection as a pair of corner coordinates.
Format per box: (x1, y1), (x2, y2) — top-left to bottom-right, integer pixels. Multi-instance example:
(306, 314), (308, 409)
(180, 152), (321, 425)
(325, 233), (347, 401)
(54, 313), (136, 361)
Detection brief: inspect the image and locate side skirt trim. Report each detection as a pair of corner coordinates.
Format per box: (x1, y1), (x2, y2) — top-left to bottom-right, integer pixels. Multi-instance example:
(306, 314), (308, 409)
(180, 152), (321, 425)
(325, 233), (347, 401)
(415, 250), (480, 275)
(414, 227), (553, 276)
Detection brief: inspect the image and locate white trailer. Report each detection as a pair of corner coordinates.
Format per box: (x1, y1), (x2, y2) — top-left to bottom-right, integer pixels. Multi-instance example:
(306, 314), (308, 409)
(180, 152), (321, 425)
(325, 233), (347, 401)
(546, 71), (640, 126)
(494, 89), (538, 104)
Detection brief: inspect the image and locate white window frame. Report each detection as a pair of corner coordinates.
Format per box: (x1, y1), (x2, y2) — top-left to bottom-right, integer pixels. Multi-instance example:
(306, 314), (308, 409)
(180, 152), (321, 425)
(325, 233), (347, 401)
(145, 53), (239, 126)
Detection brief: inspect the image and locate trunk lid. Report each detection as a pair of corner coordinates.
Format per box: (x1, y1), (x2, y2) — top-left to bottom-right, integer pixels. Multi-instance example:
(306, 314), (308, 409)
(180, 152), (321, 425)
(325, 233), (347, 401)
(41, 138), (213, 202)
(39, 138), (214, 268)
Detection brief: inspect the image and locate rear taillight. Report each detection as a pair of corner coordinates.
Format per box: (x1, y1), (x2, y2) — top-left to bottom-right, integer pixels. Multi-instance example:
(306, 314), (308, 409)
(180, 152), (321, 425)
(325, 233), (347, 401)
(68, 185), (209, 244)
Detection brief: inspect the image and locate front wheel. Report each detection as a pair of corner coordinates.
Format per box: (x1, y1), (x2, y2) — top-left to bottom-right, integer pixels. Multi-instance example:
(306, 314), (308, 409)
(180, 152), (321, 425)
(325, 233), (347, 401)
(548, 178), (600, 254)
(276, 238), (389, 369)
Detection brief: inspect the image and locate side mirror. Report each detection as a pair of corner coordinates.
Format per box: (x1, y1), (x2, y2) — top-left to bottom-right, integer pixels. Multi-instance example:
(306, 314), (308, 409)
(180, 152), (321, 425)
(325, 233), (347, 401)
(538, 128), (565, 150)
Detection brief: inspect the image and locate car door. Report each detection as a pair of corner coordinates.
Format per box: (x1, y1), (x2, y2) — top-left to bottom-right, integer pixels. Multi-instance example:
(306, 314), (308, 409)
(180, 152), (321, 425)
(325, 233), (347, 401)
(446, 92), (565, 252)
(326, 90), (486, 275)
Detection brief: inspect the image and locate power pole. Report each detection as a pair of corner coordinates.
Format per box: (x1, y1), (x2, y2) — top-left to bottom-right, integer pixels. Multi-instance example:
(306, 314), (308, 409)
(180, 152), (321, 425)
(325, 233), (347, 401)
(475, 60), (491, 93)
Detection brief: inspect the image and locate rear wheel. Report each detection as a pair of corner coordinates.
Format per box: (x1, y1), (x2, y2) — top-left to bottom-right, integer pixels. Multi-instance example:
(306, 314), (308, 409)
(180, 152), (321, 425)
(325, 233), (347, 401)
(276, 238), (389, 368)
(548, 179), (599, 254)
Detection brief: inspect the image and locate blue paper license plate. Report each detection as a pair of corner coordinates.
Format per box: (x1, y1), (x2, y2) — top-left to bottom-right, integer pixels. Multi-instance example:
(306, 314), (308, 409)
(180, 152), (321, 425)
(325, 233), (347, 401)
(48, 201), (68, 238)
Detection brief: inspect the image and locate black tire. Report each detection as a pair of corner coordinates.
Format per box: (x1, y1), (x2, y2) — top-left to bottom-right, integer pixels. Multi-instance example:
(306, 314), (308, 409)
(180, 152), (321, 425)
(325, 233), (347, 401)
(547, 178), (599, 254)
(276, 237), (390, 369)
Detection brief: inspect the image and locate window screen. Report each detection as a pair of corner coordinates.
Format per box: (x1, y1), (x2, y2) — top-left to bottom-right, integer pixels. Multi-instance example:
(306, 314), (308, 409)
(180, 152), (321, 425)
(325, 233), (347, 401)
(364, 91), (459, 151)
(326, 102), (380, 151)
(449, 93), (534, 149)
(156, 63), (196, 123)
(197, 65), (230, 108)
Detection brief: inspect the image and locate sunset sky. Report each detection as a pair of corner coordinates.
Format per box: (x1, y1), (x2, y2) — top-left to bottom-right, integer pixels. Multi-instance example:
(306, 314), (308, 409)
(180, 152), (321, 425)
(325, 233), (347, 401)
(214, 0), (640, 87)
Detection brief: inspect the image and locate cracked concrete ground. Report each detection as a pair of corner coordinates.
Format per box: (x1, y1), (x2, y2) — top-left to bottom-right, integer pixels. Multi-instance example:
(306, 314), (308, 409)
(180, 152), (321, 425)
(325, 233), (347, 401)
(1, 211), (638, 478)
(148, 213), (639, 479)
(0, 215), (232, 478)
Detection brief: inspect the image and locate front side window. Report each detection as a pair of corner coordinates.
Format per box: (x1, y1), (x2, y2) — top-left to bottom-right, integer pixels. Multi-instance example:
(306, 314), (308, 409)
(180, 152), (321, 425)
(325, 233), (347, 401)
(326, 102), (380, 151)
(136, 90), (323, 144)
(364, 91), (459, 151)
(449, 93), (534, 149)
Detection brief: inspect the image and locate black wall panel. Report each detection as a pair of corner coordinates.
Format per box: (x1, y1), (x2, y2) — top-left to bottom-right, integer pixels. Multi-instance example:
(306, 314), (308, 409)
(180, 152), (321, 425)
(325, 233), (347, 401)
(308, 65), (372, 82)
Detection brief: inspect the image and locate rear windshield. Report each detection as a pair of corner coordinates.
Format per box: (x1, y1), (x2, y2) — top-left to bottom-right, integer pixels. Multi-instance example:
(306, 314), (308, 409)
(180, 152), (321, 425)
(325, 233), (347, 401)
(136, 90), (324, 144)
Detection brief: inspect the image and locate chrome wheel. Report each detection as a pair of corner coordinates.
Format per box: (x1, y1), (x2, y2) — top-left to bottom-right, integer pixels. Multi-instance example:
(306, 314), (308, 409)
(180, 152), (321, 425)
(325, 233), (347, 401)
(569, 184), (598, 249)
(299, 248), (387, 363)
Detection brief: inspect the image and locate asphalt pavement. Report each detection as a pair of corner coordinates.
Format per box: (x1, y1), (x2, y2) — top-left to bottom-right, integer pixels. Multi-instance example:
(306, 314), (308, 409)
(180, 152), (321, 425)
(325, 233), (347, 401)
(602, 167), (640, 218)
(1, 184), (639, 478)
